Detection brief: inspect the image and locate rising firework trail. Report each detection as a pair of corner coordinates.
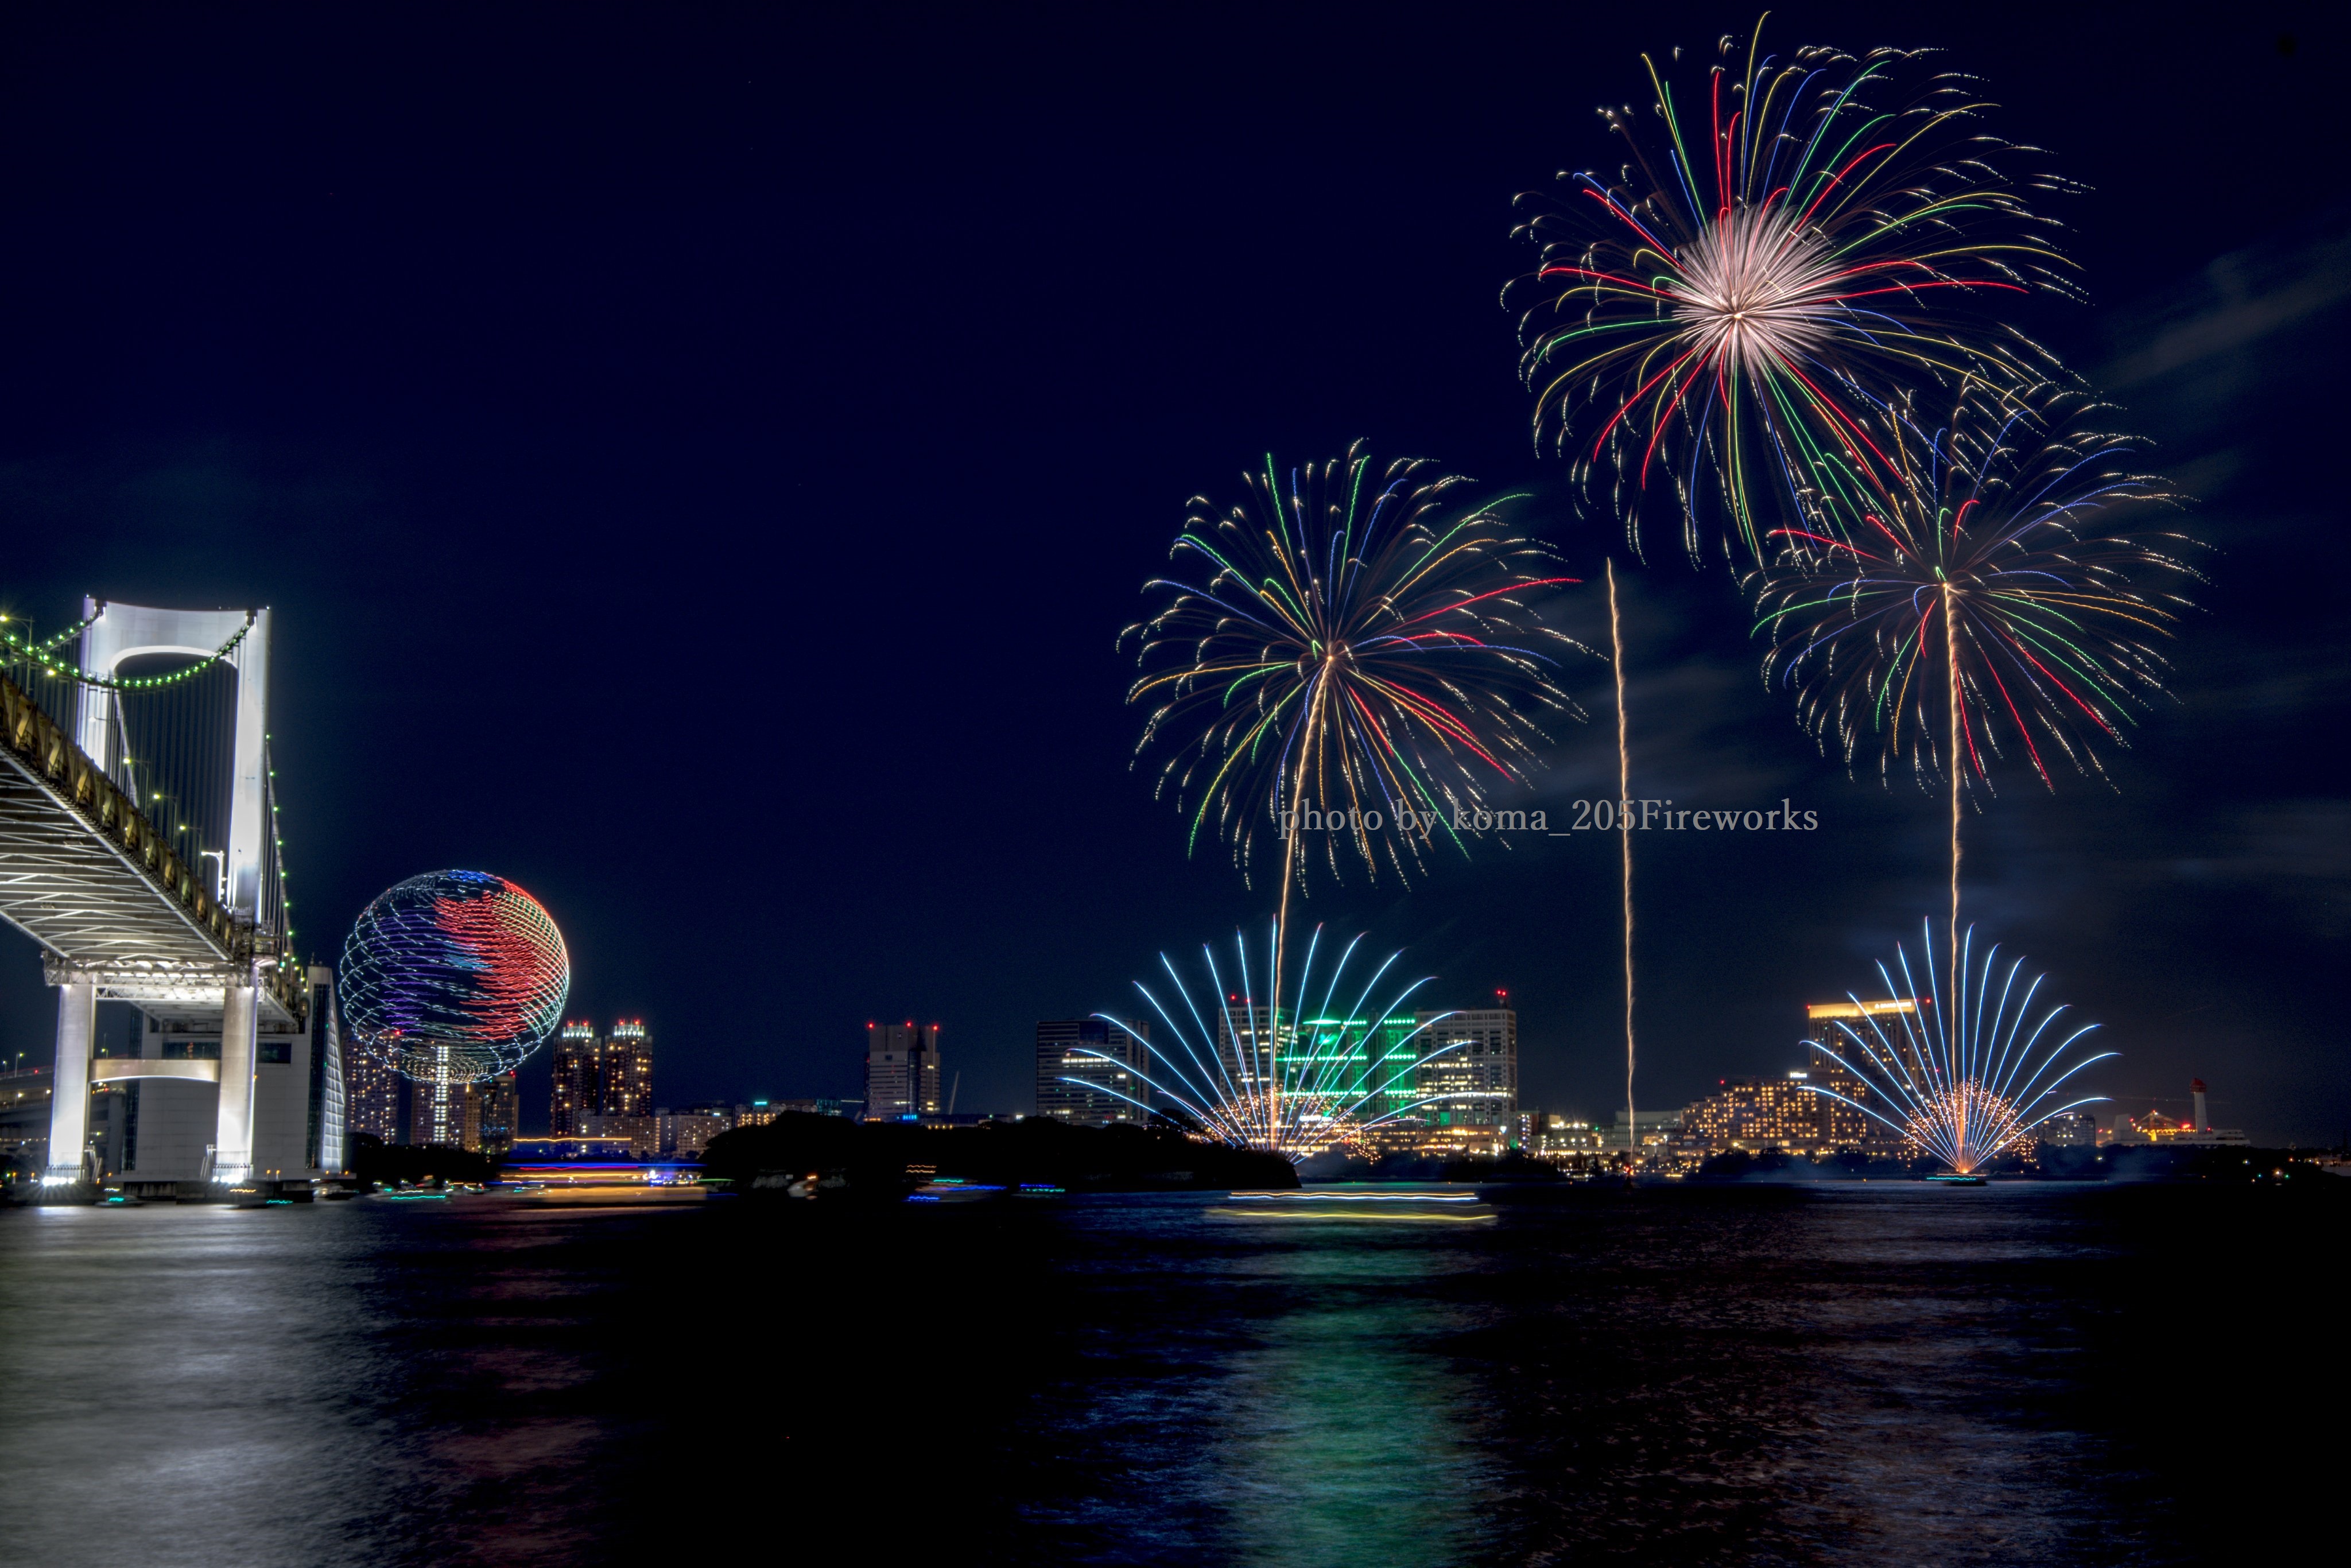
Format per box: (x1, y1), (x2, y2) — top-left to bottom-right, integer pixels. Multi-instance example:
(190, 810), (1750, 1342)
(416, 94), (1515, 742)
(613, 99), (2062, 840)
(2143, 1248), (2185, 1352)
(1073, 923), (1474, 1163)
(1606, 562), (1638, 1173)
(1507, 24), (2077, 563)
(1749, 390), (2199, 989)
(1802, 921), (2113, 1174)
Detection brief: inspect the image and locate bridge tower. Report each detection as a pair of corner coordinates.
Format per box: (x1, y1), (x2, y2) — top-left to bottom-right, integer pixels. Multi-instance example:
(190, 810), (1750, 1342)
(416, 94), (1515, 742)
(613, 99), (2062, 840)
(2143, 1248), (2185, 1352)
(0, 599), (334, 1192)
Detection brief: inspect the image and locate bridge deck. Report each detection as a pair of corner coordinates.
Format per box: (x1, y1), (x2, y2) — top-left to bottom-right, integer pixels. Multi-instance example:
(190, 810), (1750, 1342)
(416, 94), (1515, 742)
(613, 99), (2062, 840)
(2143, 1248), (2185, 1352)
(0, 676), (304, 1027)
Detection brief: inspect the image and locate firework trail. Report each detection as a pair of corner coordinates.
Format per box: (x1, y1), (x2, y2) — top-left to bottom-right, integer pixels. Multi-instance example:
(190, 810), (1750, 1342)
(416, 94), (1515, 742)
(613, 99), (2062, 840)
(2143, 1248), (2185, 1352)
(1507, 25), (2077, 563)
(1073, 923), (1475, 1162)
(1803, 921), (2113, 1173)
(1606, 564), (1638, 1173)
(1748, 390), (2199, 984)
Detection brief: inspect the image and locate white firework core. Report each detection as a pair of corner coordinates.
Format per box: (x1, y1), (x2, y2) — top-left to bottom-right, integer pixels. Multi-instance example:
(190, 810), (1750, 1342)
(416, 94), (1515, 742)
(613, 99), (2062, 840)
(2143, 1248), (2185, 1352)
(1905, 1081), (2027, 1175)
(1668, 208), (1836, 375)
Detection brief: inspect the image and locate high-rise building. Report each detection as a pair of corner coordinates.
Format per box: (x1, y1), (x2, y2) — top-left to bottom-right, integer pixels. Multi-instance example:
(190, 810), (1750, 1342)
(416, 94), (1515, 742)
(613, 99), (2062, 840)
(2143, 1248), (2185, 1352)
(417, 1071), (465, 1148)
(345, 1043), (403, 1143)
(551, 1022), (599, 1137)
(1213, 1002), (1279, 1096)
(307, 965), (348, 1174)
(599, 1022), (655, 1151)
(1414, 996), (1517, 1138)
(864, 1022), (941, 1120)
(1803, 998), (1925, 1152)
(1271, 1013), (1422, 1133)
(1035, 1019), (1149, 1124)
(548, 1021), (656, 1152)
(463, 1071), (519, 1156)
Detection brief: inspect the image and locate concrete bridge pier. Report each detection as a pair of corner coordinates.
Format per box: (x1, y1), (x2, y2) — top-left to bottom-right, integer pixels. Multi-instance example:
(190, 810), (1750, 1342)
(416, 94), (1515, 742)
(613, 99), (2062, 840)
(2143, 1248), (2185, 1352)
(214, 972), (260, 1184)
(42, 979), (95, 1185)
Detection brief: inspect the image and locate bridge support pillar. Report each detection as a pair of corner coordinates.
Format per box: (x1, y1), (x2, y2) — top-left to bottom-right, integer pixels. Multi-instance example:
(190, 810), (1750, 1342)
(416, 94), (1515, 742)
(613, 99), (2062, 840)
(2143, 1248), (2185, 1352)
(42, 980), (95, 1185)
(214, 975), (260, 1185)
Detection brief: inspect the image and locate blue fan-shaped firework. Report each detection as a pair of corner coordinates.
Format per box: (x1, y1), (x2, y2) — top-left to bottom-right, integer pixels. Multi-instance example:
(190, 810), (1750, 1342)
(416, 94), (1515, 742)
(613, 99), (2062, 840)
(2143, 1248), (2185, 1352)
(341, 870), (571, 1083)
(1801, 921), (2113, 1173)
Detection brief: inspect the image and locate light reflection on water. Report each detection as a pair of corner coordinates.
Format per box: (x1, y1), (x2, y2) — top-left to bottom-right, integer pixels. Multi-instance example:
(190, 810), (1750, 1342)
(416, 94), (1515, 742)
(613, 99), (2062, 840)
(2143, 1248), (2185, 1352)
(0, 1183), (2338, 1566)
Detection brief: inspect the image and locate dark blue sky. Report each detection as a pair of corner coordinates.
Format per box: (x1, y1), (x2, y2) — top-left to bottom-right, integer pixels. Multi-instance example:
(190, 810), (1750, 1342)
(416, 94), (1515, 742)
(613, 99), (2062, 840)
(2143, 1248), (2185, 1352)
(1, 3), (2344, 1138)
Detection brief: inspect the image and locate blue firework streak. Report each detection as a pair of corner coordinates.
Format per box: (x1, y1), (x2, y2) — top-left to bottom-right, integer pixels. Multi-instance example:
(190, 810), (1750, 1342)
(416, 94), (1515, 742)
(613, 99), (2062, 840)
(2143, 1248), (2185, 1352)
(1069, 922), (1478, 1162)
(1802, 921), (2113, 1174)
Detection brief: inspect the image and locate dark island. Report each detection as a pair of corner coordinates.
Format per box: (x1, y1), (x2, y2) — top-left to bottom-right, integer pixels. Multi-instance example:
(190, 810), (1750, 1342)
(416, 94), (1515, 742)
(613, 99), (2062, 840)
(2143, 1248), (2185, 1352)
(698, 1112), (1298, 1199)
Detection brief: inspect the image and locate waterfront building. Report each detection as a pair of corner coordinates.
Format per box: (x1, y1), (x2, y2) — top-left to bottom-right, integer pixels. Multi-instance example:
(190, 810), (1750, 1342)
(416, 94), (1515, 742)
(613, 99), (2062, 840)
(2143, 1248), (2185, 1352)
(600, 1022), (655, 1151)
(549, 1021), (657, 1152)
(1413, 998), (1517, 1138)
(1803, 998), (1926, 1153)
(2039, 1110), (2100, 1147)
(346, 1041), (403, 1143)
(418, 1075), (464, 1148)
(1275, 1014), (1425, 1136)
(864, 1022), (941, 1120)
(1681, 1074), (1840, 1155)
(735, 1097), (856, 1125)
(1597, 1108), (1682, 1156)
(654, 1105), (731, 1156)
(1035, 1018), (1150, 1124)
(463, 1071), (519, 1156)
(551, 1022), (599, 1136)
(307, 966), (348, 1174)
(1529, 1114), (1603, 1157)
(1214, 1003), (1280, 1095)
(1798, 1045), (1875, 1151)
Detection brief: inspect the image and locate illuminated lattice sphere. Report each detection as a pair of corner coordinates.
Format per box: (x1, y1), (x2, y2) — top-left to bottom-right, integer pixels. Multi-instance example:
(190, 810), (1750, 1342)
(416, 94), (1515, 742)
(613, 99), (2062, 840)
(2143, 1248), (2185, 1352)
(340, 870), (571, 1084)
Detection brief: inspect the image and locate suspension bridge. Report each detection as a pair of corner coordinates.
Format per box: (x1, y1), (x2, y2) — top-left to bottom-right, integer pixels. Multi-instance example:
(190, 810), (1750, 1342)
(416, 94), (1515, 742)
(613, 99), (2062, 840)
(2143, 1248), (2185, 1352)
(0, 599), (340, 1191)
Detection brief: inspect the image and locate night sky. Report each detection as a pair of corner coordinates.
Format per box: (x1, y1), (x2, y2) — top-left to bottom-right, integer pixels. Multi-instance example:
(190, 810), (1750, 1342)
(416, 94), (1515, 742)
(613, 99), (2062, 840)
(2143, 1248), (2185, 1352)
(1, 3), (2342, 1139)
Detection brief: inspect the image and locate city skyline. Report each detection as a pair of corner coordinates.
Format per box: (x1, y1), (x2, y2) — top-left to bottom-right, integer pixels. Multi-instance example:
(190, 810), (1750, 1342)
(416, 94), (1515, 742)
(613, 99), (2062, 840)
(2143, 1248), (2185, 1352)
(0, 11), (2339, 1565)
(0, 7), (2337, 1143)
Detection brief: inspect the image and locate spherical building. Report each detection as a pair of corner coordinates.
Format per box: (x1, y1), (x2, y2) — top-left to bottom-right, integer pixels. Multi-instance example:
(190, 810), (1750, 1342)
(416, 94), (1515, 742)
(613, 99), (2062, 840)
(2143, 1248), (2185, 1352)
(341, 872), (571, 1143)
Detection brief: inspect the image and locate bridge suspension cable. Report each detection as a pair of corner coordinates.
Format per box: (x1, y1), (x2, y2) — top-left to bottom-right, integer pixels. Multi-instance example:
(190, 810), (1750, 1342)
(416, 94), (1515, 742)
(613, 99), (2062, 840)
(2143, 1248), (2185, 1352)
(0, 605), (291, 958)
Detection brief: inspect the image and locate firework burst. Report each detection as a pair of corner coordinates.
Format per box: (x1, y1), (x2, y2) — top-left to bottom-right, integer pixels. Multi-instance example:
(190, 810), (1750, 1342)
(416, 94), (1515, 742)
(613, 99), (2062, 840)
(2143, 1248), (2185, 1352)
(1074, 923), (1473, 1162)
(1507, 28), (2077, 562)
(1803, 921), (2113, 1174)
(1749, 391), (2199, 797)
(1125, 443), (1584, 894)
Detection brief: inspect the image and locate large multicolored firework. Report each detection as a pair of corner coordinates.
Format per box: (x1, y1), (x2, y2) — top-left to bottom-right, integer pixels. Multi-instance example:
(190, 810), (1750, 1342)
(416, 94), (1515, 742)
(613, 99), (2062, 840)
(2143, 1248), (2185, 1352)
(341, 870), (572, 1084)
(1075, 924), (1475, 1162)
(1749, 393), (2197, 985)
(1802, 922), (2113, 1174)
(1126, 443), (1584, 895)
(1749, 393), (2198, 796)
(1507, 30), (2075, 561)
